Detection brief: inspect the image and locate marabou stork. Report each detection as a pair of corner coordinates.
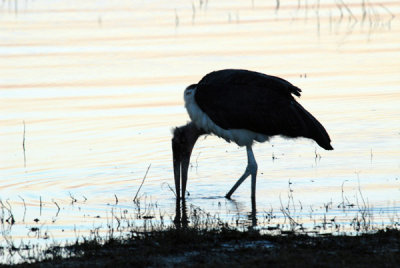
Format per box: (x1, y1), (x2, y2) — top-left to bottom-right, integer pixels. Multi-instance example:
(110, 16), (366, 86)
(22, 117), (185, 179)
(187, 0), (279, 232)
(172, 69), (333, 202)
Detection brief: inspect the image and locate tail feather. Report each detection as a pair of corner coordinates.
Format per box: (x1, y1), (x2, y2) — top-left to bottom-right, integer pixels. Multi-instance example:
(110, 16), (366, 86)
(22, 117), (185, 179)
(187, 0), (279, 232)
(293, 102), (333, 150)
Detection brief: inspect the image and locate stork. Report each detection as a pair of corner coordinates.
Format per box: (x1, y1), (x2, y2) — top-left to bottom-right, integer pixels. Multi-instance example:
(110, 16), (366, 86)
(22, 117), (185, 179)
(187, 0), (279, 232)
(172, 69), (333, 203)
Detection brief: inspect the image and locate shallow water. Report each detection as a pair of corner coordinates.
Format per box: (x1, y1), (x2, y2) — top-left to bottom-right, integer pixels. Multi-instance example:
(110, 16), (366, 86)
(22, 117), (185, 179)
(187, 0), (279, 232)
(1, 0), (399, 256)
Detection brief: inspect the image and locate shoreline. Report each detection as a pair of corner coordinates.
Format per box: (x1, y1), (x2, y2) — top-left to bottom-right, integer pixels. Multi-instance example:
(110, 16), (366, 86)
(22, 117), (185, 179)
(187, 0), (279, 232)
(8, 227), (400, 267)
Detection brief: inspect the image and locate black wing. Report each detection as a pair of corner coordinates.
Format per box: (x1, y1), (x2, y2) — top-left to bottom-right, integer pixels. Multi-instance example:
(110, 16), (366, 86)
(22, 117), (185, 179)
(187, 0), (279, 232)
(198, 69), (302, 98)
(194, 69), (333, 150)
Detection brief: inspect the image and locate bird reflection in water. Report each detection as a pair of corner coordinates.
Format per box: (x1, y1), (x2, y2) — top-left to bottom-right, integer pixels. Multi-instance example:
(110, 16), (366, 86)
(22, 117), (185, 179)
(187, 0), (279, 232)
(174, 198), (257, 229)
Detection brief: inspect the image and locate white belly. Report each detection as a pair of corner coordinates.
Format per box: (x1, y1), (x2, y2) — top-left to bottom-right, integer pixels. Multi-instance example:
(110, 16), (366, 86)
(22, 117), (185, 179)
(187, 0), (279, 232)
(184, 86), (269, 147)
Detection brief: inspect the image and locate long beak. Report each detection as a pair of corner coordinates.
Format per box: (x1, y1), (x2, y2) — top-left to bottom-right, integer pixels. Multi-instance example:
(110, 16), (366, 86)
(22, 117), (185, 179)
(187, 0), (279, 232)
(180, 154), (190, 200)
(172, 139), (182, 200)
(172, 138), (182, 201)
(172, 123), (203, 201)
(172, 139), (192, 201)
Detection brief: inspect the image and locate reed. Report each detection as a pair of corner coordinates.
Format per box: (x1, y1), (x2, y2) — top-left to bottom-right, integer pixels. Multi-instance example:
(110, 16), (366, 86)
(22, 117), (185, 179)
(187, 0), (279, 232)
(1, 192), (398, 266)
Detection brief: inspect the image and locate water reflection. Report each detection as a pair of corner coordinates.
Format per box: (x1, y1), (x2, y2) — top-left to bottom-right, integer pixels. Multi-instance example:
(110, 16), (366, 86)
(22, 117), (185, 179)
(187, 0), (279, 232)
(174, 199), (189, 229)
(174, 196), (258, 229)
(227, 198), (258, 228)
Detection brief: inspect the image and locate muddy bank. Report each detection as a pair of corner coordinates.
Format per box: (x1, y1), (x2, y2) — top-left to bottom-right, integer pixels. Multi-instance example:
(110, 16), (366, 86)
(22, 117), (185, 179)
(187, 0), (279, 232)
(9, 228), (399, 267)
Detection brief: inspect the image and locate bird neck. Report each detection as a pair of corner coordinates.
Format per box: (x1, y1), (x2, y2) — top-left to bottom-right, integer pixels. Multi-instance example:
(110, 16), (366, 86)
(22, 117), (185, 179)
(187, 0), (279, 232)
(180, 122), (205, 151)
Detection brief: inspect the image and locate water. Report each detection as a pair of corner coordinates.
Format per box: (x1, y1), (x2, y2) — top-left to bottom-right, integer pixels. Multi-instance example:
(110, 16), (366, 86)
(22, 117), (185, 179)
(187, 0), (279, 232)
(1, 0), (399, 256)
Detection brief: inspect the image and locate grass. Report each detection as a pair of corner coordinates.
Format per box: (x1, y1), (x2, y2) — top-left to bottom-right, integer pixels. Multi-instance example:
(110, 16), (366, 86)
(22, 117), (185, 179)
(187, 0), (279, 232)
(1, 177), (399, 266)
(1, 192), (399, 267)
(6, 224), (400, 267)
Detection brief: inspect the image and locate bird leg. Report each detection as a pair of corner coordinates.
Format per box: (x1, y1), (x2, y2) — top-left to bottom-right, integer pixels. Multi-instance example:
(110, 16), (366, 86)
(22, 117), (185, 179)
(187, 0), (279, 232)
(225, 145), (258, 200)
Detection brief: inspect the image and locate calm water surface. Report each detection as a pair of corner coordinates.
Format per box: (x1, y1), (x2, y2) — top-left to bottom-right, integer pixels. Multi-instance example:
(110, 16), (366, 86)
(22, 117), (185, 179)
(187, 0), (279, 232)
(1, 0), (399, 255)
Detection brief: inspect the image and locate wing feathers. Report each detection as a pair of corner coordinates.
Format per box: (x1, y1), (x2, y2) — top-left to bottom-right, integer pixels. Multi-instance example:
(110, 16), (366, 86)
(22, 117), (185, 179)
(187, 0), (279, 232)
(194, 72), (333, 150)
(198, 69), (301, 98)
(290, 102), (333, 150)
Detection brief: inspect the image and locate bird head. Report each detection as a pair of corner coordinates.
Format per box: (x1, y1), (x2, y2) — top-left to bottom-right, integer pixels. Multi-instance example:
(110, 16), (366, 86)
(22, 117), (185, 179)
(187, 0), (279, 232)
(172, 122), (204, 200)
